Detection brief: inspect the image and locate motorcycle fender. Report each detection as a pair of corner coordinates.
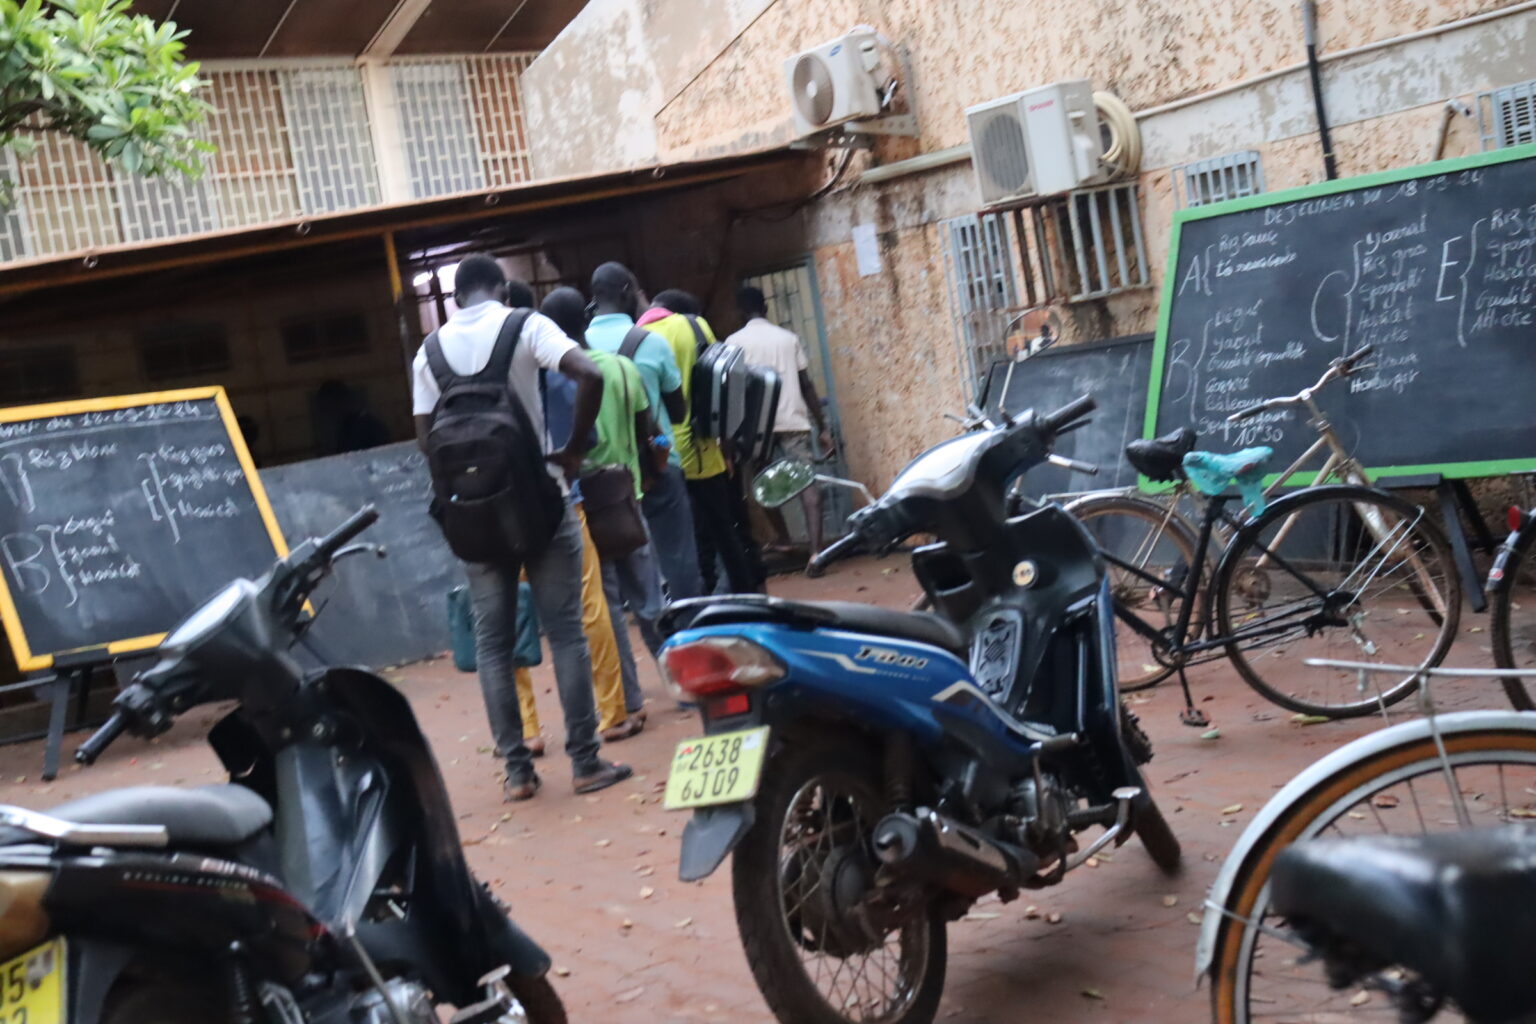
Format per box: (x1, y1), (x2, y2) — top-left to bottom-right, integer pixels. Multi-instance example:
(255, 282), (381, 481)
(679, 803), (756, 883)
(65, 938), (134, 1024)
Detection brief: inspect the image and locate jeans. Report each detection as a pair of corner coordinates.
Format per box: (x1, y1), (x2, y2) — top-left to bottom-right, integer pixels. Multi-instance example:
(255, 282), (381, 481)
(641, 463), (703, 600)
(688, 471), (765, 594)
(600, 532), (666, 713)
(465, 503), (601, 779)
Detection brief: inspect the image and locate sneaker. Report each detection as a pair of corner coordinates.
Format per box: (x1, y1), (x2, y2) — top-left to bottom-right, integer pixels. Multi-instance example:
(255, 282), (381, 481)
(504, 771), (541, 802)
(572, 760), (633, 795)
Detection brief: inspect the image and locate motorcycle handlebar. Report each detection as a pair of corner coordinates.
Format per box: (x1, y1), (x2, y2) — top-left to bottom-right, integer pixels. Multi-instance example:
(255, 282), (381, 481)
(315, 505), (379, 561)
(808, 532), (864, 574)
(75, 712), (128, 766)
(1038, 395), (1097, 436)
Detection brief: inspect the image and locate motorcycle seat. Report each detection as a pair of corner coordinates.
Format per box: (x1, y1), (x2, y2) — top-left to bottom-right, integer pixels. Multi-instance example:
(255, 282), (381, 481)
(39, 784), (273, 848)
(679, 596), (968, 658)
(1271, 826), (1536, 1022)
(1123, 427), (1196, 482)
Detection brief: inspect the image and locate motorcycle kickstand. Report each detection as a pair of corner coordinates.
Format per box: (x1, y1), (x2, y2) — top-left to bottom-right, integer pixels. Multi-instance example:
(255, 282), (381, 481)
(1176, 664), (1209, 728)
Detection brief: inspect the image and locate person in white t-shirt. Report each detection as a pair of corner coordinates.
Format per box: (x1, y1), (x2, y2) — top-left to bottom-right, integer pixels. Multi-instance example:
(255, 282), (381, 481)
(724, 285), (836, 572)
(411, 254), (632, 801)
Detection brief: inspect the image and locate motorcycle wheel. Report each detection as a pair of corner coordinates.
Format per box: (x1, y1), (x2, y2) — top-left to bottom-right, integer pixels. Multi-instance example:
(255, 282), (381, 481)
(506, 975), (567, 1024)
(1132, 793), (1181, 875)
(732, 739), (947, 1024)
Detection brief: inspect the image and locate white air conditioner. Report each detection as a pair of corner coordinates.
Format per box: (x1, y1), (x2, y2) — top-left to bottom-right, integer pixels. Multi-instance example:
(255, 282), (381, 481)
(784, 29), (885, 137)
(966, 80), (1105, 204)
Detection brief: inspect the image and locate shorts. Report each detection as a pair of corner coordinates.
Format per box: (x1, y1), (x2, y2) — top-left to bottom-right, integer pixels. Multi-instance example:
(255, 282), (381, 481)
(768, 431), (816, 466)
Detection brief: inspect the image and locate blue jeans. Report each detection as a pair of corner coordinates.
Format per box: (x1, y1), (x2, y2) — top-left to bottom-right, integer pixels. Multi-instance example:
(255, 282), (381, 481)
(465, 503), (601, 779)
(641, 463), (703, 600)
(600, 531), (666, 714)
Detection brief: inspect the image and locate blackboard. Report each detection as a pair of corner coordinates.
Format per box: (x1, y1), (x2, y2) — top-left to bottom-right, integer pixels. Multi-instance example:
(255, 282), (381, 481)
(983, 334), (1154, 496)
(0, 388), (286, 671)
(1146, 143), (1536, 482)
(260, 442), (454, 669)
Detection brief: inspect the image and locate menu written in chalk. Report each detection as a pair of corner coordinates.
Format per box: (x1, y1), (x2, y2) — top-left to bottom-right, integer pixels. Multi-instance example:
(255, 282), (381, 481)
(0, 388), (286, 671)
(1146, 144), (1536, 480)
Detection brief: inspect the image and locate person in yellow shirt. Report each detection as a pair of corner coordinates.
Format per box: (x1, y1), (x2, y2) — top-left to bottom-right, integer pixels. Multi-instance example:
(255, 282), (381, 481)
(641, 289), (765, 595)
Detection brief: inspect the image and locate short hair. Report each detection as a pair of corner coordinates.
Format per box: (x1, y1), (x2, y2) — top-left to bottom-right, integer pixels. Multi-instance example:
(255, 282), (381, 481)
(453, 254), (505, 298)
(540, 286), (589, 342)
(591, 261), (639, 305)
(652, 289), (701, 316)
(736, 285), (767, 318)
(504, 279), (536, 309)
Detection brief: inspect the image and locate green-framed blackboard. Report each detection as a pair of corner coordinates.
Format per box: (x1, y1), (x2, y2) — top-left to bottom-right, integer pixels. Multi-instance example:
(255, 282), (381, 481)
(1143, 142), (1536, 486)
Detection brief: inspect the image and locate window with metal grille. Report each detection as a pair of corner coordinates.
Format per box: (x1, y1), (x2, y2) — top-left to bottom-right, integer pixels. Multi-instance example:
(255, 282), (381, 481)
(282, 312), (370, 364)
(1481, 79), (1536, 149)
(137, 323), (231, 381)
(1174, 151), (1265, 207)
(391, 62), (486, 199)
(941, 212), (1019, 395)
(280, 68), (381, 214)
(0, 346), (78, 404)
(1008, 182), (1151, 306)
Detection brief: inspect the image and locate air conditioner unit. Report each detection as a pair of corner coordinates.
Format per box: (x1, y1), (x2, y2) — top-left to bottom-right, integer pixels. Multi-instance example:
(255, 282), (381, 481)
(784, 29), (885, 137)
(966, 80), (1105, 205)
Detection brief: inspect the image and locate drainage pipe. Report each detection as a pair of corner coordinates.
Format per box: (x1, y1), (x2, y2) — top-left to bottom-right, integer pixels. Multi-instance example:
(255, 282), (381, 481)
(1301, 0), (1339, 179)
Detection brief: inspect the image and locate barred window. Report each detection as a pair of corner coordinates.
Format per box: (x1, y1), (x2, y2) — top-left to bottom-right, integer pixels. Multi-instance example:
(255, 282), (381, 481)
(1175, 151), (1265, 208)
(137, 322), (231, 381)
(1481, 79), (1536, 149)
(0, 346), (78, 404)
(282, 312), (370, 364)
(941, 212), (1018, 395)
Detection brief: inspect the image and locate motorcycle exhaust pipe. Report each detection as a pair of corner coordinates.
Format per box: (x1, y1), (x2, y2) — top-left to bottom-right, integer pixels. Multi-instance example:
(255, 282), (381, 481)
(872, 809), (1036, 898)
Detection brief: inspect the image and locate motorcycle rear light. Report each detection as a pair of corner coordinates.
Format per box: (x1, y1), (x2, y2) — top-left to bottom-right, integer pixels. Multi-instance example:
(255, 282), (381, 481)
(706, 693), (752, 719)
(663, 638), (785, 697)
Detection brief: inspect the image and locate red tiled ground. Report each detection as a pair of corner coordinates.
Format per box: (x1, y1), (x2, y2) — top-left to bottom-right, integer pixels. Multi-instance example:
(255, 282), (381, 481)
(0, 559), (1504, 1023)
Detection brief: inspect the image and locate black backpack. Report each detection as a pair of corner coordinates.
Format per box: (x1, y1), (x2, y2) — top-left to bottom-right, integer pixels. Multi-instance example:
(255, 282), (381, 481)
(423, 309), (564, 565)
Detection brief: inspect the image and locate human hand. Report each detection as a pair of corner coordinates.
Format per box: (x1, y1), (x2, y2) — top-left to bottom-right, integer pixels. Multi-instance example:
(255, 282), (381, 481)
(546, 446), (584, 482)
(818, 430), (836, 459)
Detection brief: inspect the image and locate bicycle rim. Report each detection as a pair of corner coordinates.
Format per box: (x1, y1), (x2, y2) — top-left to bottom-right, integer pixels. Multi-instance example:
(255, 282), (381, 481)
(1211, 729), (1536, 1023)
(1071, 495), (1199, 690)
(1491, 526), (1536, 710)
(1215, 488), (1460, 717)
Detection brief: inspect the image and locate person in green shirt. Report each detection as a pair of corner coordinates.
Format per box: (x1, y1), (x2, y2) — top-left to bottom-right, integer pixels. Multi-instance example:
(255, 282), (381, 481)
(642, 289), (765, 594)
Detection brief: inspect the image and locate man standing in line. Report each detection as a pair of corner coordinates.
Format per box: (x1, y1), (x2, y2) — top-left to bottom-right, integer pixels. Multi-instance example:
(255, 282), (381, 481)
(725, 286), (837, 572)
(584, 262), (704, 601)
(411, 254), (631, 800)
(642, 289), (765, 594)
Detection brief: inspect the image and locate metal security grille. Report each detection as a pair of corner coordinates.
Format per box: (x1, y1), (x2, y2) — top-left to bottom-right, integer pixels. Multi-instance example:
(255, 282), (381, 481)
(203, 67), (302, 228)
(941, 212), (1018, 396)
(461, 54), (538, 188)
(0, 150), (30, 261)
(391, 61), (486, 199)
(1481, 80), (1536, 149)
(1044, 182), (1150, 301)
(280, 66), (381, 214)
(1175, 151), (1265, 207)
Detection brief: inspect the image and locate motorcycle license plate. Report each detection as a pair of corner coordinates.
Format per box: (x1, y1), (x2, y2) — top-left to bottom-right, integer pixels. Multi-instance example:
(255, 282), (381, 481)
(0, 938), (65, 1024)
(664, 727), (769, 810)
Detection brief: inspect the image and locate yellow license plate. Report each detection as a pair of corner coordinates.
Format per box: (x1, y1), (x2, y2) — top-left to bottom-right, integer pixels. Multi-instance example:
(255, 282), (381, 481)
(0, 938), (65, 1024)
(664, 727), (770, 810)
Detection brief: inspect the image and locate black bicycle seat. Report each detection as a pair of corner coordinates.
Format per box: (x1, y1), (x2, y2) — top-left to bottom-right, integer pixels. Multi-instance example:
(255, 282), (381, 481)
(1124, 427), (1196, 482)
(1271, 827), (1536, 1022)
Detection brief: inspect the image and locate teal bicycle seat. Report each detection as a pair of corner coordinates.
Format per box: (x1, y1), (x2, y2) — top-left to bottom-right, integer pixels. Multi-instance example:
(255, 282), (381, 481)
(1182, 447), (1274, 515)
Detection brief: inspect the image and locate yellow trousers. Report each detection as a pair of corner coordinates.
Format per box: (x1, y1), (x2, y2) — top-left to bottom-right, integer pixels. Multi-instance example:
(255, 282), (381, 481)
(516, 506), (628, 739)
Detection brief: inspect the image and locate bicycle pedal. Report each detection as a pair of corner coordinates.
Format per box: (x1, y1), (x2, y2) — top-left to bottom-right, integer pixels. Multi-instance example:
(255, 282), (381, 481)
(1180, 708), (1211, 728)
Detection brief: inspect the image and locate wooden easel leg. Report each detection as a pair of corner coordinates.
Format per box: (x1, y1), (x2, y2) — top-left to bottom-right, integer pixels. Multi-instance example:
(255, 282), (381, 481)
(41, 672), (74, 783)
(1437, 483), (1485, 613)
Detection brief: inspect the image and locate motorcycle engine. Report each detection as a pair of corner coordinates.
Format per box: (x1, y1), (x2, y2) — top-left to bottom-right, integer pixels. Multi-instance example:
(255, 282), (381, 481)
(353, 980), (437, 1024)
(1012, 774), (1072, 854)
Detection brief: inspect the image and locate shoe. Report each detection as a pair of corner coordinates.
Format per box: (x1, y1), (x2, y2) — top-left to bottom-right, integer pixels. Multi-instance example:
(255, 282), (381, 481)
(573, 760), (633, 794)
(504, 771), (541, 802)
(632, 707), (649, 727)
(804, 559), (826, 579)
(600, 718), (644, 743)
(526, 736), (546, 758)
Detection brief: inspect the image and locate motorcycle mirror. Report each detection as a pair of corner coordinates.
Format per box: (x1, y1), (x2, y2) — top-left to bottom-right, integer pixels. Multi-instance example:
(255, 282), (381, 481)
(752, 459), (817, 508)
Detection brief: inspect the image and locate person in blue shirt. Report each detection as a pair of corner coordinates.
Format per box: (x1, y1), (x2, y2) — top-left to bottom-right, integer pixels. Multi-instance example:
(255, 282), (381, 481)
(583, 262), (704, 602)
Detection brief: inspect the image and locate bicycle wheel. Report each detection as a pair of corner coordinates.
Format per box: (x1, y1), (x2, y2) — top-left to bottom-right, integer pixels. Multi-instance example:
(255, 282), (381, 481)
(1209, 719), (1536, 1023)
(1491, 522), (1536, 709)
(1069, 494), (1201, 691)
(1213, 485), (1460, 717)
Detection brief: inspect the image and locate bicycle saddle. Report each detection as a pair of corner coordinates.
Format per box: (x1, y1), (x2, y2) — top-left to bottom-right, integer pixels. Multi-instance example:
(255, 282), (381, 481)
(1124, 427), (1196, 482)
(1271, 827), (1536, 1022)
(1182, 447), (1273, 515)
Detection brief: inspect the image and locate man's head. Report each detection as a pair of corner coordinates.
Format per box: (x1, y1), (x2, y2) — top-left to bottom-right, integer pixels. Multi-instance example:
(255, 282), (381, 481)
(505, 279), (536, 309)
(540, 286), (589, 344)
(591, 261), (642, 319)
(651, 289), (702, 316)
(453, 254), (506, 307)
(737, 285), (768, 320)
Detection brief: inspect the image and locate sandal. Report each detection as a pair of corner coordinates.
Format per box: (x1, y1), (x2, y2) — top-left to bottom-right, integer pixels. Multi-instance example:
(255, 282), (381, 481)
(573, 760), (633, 794)
(504, 772), (541, 802)
(526, 736), (546, 758)
(600, 717), (644, 743)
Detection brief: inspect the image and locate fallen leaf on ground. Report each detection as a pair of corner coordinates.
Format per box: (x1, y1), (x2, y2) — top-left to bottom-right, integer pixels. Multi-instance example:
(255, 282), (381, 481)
(1291, 714), (1330, 725)
(1164, 769), (1199, 784)
(1511, 807), (1536, 819)
(1081, 988), (1105, 1000)
(615, 987), (645, 1004)
(1187, 912), (1202, 925)
(1162, 895), (1178, 907)
(1371, 794), (1400, 809)
(1220, 803), (1244, 815)
(640, 886), (655, 899)
(1085, 857), (1100, 868)
(1350, 990), (1370, 1006)
(1201, 729), (1221, 740)
(674, 917), (693, 928)
(964, 911), (1000, 921)
(636, 865), (655, 876)
(1024, 905), (1040, 919)
(554, 966), (571, 977)
(595, 838), (611, 848)
(1046, 912), (1063, 924)
(620, 919), (633, 930)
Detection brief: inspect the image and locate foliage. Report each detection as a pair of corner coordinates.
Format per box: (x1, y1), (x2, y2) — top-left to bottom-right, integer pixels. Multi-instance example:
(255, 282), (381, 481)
(0, 0), (210, 179)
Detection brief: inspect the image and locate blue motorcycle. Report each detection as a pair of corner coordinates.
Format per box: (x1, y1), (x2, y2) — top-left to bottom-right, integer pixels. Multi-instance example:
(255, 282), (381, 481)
(657, 396), (1180, 1024)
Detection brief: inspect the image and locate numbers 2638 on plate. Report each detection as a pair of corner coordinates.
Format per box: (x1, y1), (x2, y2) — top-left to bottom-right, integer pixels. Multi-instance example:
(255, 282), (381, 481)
(664, 726), (769, 810)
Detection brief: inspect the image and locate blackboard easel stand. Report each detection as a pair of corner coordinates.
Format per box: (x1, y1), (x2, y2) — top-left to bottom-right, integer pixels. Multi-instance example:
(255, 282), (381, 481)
(1379, 475), (1497, 613)
(0, 650), (108, 782)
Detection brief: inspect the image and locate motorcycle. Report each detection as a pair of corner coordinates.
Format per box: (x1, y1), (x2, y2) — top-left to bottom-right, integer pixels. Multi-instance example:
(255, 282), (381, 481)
(657, 396), (1180, 1024)
(0, 507), (564, 1024)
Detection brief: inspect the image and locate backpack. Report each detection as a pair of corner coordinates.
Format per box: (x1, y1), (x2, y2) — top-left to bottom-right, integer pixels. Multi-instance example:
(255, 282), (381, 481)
(734, 365), (782, 465)
(423, 309), (565, 566)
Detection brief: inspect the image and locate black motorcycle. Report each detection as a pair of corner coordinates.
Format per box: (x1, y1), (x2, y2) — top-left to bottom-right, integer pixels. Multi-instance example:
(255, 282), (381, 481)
(0, 507), (564, 1024)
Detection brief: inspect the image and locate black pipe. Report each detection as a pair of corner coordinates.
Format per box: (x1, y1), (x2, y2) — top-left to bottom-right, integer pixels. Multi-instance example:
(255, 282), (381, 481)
(1301, 0), (1339, 180)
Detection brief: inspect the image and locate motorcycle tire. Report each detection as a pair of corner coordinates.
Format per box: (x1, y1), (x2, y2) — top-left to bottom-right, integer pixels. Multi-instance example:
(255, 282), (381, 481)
(732, 739), (947, 1024)
(1133, 793), (1181, 875)
(508, 975), (568, 1024)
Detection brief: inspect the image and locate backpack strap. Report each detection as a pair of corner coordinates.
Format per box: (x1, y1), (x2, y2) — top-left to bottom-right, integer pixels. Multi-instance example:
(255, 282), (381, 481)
(682, 314), (709, 355)
(423, 330), (453, 390)
(474, 308), (534, 384)
(618, 325), (650, 361)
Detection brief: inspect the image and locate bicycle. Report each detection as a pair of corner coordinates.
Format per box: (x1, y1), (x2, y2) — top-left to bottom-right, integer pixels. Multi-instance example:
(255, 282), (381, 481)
(1199, 659), (1536, 1023)
(1068, 347), (1462, 716)
(1489, 502), (1536, 709)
